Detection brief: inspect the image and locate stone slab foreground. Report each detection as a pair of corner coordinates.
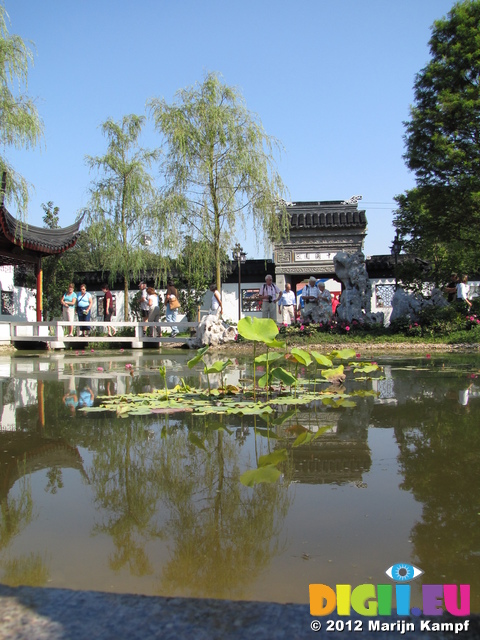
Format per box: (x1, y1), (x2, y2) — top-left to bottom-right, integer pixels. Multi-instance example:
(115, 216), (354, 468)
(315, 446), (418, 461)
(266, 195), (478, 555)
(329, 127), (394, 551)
(0, 584), (477, 639)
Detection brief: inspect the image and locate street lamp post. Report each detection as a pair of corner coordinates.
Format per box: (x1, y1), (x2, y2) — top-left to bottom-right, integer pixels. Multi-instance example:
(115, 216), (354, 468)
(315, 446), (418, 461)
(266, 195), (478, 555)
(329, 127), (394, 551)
(390, 232), (402, 290)
(232, 243), (246, 321)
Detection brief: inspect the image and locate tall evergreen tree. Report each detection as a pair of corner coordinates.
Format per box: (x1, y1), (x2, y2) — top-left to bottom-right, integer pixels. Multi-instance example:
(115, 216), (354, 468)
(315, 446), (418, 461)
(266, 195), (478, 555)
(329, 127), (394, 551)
(395, 1), (480, 280)
(0, 5), (43, 215)
(148, 72), (288, 290)
(85, 114), (163, 320)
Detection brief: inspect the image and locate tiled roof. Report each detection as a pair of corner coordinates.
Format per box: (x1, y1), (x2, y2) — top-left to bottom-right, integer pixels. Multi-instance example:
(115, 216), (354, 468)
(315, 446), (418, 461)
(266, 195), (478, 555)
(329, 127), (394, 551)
(287, 201), (367, 229)
(0, 205), (83, 255)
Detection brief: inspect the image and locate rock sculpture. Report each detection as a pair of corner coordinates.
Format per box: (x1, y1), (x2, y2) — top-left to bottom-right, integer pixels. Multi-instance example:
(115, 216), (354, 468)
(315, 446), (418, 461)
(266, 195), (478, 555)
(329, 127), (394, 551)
(334, 251), (384, 324)
(389, 286), (448, 324)
(188, 314), (237, 348)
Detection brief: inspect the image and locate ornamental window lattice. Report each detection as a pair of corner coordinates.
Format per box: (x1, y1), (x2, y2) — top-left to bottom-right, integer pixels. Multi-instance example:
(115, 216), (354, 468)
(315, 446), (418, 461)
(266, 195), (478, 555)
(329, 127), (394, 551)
(96, 295), (117, 318)
(0, 290), (14, 315)
(242, 289), (262, 313)
(375, 284), (395, 308)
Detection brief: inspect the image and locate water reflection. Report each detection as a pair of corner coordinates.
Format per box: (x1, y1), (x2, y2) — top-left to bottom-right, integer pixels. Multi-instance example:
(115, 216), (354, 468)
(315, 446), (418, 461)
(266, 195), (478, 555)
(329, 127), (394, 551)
(0, 351), (478, 609)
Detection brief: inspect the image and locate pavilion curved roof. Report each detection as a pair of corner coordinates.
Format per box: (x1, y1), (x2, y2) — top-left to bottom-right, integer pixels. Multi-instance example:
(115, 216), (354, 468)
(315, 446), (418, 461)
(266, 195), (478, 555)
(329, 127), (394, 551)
(0, 203), (83, 267)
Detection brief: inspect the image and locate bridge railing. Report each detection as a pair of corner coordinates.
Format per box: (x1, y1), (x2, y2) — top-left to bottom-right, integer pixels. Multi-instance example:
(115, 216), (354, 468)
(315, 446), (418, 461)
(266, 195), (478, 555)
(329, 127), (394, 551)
(6, 320), (200, 346)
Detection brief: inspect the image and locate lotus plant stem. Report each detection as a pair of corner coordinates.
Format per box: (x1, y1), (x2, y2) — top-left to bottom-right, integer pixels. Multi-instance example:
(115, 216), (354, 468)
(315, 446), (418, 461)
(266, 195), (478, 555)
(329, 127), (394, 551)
(253, 342), (257, 402)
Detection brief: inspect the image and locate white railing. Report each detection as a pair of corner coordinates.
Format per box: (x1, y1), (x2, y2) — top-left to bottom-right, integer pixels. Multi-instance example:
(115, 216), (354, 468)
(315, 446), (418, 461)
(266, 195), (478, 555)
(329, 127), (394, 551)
(6, 320), (199, 346)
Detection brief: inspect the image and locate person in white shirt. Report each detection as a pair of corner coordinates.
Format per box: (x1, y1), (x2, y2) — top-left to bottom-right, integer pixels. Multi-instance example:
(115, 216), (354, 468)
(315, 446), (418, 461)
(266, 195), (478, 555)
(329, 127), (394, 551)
(139, 281), (149, 336)
(259, 275), (281, 320)
(301, 276), (320, 322)
(278, 283), (296, 325)
(456, 274), (473, 312)
(209, 283), (223, 316)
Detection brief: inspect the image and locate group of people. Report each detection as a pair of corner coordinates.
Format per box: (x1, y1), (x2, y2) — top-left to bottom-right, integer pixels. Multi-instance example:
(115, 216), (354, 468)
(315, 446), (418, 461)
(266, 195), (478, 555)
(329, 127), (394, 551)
(138, 280), (180, 337)
(444, 273), (474, 312)
(62, 283), (115, 337)
(257, 274), (335, 325)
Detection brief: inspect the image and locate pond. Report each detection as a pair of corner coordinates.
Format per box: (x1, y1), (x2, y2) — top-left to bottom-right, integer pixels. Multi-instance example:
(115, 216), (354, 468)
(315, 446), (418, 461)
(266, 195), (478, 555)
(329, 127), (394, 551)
(0, 348), (479, 612)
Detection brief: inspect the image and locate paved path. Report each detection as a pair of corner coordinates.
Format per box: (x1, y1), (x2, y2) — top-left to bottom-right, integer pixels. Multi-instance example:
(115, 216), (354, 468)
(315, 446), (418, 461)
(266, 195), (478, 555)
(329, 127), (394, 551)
(0, 585), (477, 639)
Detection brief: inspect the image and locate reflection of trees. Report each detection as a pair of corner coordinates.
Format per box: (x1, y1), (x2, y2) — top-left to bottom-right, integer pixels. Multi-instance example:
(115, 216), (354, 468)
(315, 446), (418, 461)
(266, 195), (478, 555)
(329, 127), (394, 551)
(88, 413), (291, 599)
(1, 552), (49, 587)
(90, 420), (165, 577)
(0, 472), (34, 552)
(395, 399), (480, 611)
(153, 425), (291, 599)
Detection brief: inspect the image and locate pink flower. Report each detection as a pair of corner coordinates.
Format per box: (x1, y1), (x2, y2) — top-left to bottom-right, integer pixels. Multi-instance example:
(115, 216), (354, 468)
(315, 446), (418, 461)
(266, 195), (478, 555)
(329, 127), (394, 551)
(426, 354), (431, 359)
(470, 374), (477, 379)
(120, 348), (124, 352)
(75, 351), (79, 355)
(125, 363), (133, 369)
(283, 322), (288, 327)
(91, 349), (95, 352)
(356, 353), (361, 358)
(97, 367), (104, 372)
(81, 350), (85, 354)
(300, 325), (305, 330)
(345, 326), (350, 331)
(414, 322), (419, 326)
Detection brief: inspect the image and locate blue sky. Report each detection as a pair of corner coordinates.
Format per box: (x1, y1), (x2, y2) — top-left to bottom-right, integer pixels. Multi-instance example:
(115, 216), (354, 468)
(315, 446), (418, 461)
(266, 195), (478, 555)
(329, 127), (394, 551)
(7, 0), (456, 259)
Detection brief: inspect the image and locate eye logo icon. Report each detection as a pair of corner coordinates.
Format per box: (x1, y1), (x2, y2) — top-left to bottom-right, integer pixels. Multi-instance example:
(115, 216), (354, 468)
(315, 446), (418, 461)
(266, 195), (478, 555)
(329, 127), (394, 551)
(386, 563), (423, 582)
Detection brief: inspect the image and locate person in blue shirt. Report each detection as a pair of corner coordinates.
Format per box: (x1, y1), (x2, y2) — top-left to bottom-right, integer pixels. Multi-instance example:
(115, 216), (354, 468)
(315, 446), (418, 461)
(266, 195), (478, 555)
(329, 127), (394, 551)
(76, 284), (93, 337)
(278, 283), (296, 325)
(61, 283), (77, 337)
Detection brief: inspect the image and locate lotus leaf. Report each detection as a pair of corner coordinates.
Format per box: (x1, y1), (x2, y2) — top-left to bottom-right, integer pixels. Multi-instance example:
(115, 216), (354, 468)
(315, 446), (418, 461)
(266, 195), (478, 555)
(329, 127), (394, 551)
(289, 347), (313, 367)
(204, 359), (233, 373)
(271, 367), (297, 386)
(187, 346), (210, 368)
(264, 338), (286, 349)
(237, 316), (279, 342)
(240, 465), (281, 487)
(254, 352), (283, 364)
(258, 448), (288, 467)
(353, 365), (380, 374)
(329, 348), (357, 360)
(188, 432), (208, 451)
(310, 351), (333, 367)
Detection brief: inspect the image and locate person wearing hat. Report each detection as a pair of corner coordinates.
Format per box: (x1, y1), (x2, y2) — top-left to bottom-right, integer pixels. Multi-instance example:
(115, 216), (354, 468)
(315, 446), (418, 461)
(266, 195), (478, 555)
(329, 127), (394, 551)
(139, 281), (149, 335)
(301, 276), (320, 323)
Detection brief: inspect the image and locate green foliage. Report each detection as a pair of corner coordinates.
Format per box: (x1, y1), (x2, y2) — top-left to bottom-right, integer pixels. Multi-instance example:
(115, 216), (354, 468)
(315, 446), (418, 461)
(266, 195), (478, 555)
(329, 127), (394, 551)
(174, 236), (227, 321)
(85, 114), (164, 320)
(148, 71), (289, 289)
(389, 304), (480, 338)
(237, 317), (279, 343)
(0, 6), (44, 216)
(395, 1), (480, 276)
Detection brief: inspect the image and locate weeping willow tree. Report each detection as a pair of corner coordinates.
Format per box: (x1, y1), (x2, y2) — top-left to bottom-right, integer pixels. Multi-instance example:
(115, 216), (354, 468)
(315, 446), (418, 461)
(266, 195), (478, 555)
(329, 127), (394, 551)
(85, 114), (164, 320)
(0, 5), (44, 215)
(148, 72), (289, 289)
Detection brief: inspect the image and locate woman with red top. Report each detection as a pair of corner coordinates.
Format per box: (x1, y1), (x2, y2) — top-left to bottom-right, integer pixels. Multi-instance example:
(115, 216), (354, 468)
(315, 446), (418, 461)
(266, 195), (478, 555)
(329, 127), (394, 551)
(101, 283), (116, 336)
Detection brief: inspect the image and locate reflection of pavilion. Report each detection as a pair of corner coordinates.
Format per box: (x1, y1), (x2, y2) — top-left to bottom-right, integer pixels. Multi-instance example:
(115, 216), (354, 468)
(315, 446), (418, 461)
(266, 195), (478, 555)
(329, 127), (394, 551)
(289, 436), (371, 484)
(0, 432), (87, 502)
(279, 410), (371, 485)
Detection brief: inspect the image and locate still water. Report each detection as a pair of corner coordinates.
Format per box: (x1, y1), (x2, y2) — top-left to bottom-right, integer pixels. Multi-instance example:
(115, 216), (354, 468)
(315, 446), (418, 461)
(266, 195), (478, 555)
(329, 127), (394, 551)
(0, 349), (479, 610)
